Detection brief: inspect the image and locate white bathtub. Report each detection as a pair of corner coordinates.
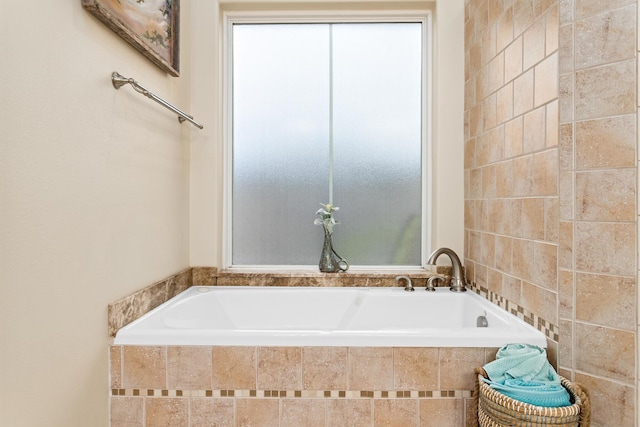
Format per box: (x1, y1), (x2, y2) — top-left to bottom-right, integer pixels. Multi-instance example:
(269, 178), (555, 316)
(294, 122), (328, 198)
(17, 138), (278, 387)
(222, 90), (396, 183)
(113, 286), (547, 348)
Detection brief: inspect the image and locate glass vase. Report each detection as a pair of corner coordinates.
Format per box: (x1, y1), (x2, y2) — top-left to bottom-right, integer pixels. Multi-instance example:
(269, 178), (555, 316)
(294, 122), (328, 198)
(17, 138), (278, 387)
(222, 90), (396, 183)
(319, 225), (349, 273)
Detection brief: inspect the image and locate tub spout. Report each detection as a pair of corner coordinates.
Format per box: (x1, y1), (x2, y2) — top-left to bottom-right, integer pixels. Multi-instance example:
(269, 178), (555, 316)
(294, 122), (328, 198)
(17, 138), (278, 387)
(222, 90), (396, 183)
(426, 248), (467, 292)
(396, 275), (414, 292)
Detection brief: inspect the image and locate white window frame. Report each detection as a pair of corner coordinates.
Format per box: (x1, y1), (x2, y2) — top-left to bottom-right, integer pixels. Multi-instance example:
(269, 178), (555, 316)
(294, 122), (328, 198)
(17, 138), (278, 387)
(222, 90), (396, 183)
(222, 9), (433, 271)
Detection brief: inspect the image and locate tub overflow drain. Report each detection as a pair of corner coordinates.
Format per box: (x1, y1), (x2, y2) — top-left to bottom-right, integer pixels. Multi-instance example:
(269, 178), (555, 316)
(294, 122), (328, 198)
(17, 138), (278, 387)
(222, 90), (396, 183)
(476, 311), (488, 327)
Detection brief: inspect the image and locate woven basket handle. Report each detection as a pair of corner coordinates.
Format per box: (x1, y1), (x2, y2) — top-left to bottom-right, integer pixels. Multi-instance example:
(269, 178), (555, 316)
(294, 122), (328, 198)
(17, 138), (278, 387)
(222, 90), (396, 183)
(573, 382), (591, 427)
(472, 367), (487, 427)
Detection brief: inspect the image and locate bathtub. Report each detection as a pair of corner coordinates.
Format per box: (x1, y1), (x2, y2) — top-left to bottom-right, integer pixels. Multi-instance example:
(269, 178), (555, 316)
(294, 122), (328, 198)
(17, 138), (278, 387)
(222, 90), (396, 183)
(114, 286), (547, 348)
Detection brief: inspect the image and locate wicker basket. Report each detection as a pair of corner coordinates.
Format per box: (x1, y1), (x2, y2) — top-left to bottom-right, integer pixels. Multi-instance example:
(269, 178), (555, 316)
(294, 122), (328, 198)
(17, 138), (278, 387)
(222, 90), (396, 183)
(474, 368), (591, 427)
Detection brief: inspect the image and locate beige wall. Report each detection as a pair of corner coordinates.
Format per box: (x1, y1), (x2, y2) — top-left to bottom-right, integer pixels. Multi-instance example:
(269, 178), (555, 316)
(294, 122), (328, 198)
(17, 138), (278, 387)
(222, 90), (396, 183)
(189, 0), (466, 267)
(1, 2), (191, 426)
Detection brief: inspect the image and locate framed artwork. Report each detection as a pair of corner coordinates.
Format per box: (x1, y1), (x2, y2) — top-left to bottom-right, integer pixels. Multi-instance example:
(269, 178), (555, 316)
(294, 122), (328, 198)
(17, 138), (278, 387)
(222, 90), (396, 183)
(82, 0), (180, 76)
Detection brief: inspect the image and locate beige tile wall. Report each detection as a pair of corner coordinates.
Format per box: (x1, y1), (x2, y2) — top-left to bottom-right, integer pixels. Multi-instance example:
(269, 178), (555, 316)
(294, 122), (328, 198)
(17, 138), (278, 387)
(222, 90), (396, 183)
(464, 0), (561, 353)
(559, 0), (637, 426)
(637, 3), (640, 423)
(465, 0), (638, 425)
(110, 345), (496, 426)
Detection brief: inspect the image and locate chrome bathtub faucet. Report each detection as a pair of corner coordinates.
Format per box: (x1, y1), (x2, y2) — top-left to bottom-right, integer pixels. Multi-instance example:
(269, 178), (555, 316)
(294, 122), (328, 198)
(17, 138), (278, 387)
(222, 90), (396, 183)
(396, 275), (414, 292)
(426, 247), (467, 292)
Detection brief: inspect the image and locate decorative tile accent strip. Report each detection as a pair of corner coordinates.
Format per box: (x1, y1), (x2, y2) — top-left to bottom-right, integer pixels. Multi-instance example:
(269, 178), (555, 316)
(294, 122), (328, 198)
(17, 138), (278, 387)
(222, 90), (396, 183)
(468, 281), (559, 342)
(112, 388), (473, 399)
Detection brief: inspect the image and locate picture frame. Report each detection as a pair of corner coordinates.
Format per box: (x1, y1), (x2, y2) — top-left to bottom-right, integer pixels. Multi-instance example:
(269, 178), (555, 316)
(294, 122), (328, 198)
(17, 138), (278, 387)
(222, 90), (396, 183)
(82, 0), (180, 76)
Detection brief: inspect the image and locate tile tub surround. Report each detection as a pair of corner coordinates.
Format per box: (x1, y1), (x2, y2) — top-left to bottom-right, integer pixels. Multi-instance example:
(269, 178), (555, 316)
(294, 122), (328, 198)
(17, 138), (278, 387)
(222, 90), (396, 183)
(464, 0), (562, 360)
(108, 270), (562, 426)
(108, 267), (452, 339)
(468, 281), (559, 342)
(214, 268), (454, 288)
(110, 268), (560, 348)
(108, 268), (195, 339)
(110, 345), (497, 426)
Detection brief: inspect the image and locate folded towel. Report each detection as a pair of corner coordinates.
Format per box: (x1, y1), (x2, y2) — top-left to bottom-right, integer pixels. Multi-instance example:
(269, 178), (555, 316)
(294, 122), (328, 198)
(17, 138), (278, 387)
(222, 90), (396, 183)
(483, 378), (571, 407)
(483, 343), (571, 407)
(484, 343), (559, 383)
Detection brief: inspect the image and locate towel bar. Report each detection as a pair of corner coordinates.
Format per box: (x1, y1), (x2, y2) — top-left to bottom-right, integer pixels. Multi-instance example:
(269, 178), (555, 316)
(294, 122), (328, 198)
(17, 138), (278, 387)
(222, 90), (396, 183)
(111, 72), (203, 129)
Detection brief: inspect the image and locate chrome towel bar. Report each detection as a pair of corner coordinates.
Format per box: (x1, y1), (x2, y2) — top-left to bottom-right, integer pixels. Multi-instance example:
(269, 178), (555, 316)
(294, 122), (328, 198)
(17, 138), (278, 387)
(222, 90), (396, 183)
(111, 72), (203, 129)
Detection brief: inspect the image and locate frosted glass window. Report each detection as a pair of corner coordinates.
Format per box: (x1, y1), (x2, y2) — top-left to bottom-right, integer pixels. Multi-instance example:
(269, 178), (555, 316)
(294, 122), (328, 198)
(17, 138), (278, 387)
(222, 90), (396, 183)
(231, 22), (424, 266)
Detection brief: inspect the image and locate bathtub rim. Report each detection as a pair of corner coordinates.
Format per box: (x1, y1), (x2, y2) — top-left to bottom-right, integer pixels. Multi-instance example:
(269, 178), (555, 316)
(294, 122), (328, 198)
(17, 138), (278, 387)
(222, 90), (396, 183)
(113, 286), (548, 348)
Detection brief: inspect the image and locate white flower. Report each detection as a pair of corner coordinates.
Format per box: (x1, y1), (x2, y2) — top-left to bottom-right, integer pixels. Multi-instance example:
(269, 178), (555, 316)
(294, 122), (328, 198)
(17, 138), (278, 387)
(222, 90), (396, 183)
(315, 203), (340, 234)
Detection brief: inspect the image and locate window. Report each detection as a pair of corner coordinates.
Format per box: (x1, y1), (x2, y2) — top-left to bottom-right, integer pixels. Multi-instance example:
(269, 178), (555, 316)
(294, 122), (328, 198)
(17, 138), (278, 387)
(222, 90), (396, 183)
(226, 15), (429, 268)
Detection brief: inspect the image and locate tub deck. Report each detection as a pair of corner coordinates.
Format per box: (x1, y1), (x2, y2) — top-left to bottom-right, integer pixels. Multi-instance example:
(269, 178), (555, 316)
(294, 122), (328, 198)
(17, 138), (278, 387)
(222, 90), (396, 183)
(114, 286), (547, 348)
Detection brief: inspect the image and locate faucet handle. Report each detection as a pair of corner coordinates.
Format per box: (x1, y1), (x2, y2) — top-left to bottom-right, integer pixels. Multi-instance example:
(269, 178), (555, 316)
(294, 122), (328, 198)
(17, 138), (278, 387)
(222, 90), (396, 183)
(426, 275), (445, 291)
(395, 275), (414, 292)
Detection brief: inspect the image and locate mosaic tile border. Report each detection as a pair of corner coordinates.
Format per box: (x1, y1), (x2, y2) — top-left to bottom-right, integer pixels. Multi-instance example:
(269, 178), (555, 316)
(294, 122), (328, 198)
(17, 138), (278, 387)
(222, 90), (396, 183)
(111, 388), (473, 399)
(468, 281), (559, 342)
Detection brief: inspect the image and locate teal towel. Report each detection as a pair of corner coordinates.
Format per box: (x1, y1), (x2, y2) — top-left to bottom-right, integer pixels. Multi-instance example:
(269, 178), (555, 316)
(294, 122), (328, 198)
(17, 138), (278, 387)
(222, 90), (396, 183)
(483, 378), (571, 407)
(484, 343), (558, 383)
(483, 343), (571, 407)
